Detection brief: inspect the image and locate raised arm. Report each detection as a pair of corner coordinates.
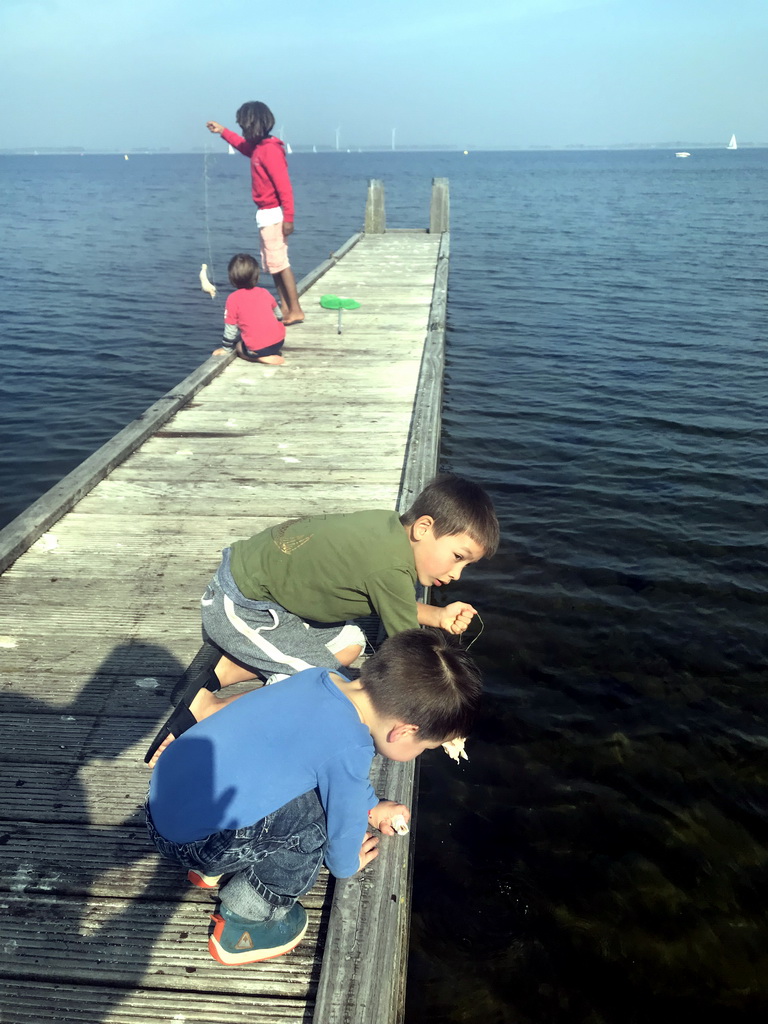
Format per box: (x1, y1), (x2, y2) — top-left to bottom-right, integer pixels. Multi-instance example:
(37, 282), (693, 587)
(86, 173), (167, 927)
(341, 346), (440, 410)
(207, 122), (255, 156)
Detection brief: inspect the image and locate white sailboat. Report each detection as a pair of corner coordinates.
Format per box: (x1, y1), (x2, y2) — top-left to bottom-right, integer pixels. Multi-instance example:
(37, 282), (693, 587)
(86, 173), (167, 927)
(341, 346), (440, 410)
(675, 151), (690, 158)
(286, 142), (293, 155)
(727, 134), (738, 150)
(228, 143), (235, 155)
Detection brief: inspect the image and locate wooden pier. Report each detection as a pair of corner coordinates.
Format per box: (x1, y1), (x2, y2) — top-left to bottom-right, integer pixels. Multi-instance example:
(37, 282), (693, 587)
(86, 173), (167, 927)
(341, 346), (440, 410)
(0, 180), (449, 1023)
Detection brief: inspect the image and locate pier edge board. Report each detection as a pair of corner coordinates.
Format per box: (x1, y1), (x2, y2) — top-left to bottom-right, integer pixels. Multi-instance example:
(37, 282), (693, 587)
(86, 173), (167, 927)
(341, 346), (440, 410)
(310, 228), (449, 1024)
(0, 231), (364, 575)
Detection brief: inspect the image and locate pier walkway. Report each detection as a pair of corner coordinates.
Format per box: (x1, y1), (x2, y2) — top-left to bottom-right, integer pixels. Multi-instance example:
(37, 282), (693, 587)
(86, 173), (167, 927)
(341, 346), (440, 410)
(0, 180), (449, 1023)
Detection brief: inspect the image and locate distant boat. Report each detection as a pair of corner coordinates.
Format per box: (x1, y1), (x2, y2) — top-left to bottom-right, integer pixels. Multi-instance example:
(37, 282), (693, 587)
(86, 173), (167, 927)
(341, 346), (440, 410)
(228, 144), (235, 155)
(675, 152), (691, 158)
(727, 134), (738, 150)
(286, 142), (293, 155)
(312, 145), (317, 153)
(124, 154), (129, 160)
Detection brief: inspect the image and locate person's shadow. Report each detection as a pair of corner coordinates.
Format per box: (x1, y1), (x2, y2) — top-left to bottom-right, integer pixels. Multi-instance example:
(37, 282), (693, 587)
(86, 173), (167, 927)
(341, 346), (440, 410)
(0, 640), (226, 1022)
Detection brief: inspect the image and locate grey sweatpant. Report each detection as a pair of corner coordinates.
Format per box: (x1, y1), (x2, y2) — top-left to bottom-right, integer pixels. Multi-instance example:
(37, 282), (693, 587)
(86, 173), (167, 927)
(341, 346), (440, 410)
(200, 548), (366, 680)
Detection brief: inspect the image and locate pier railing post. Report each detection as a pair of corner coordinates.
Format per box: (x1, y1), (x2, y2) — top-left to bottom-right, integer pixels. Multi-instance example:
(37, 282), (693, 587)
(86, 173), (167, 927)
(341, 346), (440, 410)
(365, 178), (386, 233)
(429, 177), (450, 233)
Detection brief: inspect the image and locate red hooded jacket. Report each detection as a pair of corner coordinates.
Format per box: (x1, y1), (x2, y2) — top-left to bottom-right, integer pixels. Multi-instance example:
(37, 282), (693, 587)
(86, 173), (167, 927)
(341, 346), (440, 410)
(221, 129), (295, 222)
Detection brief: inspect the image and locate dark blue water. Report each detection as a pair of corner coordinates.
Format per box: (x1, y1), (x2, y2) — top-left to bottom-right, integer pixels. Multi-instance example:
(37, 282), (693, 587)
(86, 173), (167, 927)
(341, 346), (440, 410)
(2, 150), (767, 1022)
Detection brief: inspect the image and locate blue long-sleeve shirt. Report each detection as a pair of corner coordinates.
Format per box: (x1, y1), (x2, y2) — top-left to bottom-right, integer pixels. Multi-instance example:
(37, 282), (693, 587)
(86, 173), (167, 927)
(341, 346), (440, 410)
(148, 668), (377, 878)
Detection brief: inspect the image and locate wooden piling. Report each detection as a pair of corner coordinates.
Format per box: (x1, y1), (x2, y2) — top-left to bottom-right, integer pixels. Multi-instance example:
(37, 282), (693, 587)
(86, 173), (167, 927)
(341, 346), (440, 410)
(429, 176), (450, 234)
(364, 178), (386, 233)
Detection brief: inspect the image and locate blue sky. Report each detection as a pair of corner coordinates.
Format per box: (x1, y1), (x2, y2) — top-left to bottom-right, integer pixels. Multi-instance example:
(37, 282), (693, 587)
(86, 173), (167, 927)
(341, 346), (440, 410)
(1, 0), (766, 150)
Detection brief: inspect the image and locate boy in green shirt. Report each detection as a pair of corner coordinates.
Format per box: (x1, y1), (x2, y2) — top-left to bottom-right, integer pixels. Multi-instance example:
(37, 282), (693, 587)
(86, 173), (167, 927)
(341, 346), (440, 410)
(146, 474), (498, 765)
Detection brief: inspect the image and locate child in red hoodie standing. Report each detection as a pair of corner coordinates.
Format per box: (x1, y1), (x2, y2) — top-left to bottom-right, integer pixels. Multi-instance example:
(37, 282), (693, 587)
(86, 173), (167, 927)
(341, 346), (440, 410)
(207, 102), (304, 326)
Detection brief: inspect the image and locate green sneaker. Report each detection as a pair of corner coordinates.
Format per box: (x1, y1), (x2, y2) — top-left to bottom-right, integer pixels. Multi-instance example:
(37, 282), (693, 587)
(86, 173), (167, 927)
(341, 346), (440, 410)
(208, 902), (308, 965)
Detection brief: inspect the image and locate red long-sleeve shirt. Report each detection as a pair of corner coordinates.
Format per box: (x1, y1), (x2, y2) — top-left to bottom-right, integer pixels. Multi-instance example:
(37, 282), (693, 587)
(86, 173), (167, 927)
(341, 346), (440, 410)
(221, 129), (295, 222)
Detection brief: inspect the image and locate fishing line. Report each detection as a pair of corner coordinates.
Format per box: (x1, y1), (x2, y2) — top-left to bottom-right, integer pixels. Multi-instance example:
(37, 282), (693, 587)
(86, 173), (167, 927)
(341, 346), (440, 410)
(202, 143), (218, 292)
(463, 611), (484, 651)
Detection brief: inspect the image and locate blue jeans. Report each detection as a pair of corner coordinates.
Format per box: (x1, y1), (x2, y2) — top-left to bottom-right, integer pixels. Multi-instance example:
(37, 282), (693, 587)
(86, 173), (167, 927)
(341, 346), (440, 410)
(146, 789), (327, 921)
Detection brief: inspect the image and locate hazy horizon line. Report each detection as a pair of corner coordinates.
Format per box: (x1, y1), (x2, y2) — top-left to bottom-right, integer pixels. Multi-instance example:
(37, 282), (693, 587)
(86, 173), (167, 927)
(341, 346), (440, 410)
(2, 141), (765, 156)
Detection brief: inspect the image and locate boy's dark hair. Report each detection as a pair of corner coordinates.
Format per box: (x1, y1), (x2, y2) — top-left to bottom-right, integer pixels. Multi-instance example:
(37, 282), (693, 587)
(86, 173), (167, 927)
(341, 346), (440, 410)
(228, 253), (260, 290)
(236, 101), (276, 143)
(360, 628), (482, 741)
(400, 474), (499, 557)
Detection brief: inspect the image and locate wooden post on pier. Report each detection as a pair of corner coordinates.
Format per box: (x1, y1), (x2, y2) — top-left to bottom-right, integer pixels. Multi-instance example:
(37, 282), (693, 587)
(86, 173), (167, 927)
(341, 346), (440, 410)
(429, 176), (450, 233)
(365, 178), (386, 233)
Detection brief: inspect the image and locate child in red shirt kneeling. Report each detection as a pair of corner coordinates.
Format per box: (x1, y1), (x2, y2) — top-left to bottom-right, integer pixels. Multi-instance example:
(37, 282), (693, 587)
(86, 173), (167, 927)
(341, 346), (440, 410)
(213, 253), (286, 365)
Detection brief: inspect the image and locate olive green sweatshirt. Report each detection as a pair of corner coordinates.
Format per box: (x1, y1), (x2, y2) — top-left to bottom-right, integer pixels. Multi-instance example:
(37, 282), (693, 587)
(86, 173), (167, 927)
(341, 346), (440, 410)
(229, 509), (419, 637)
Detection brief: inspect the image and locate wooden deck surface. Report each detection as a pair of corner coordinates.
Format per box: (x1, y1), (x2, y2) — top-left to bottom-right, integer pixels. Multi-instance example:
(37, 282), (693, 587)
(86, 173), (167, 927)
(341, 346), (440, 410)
(0, 226), (446, 1024)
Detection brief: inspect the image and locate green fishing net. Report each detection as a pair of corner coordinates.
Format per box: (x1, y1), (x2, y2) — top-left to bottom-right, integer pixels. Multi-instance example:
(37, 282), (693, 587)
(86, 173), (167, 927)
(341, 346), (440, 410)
(319, 294), (361, 309)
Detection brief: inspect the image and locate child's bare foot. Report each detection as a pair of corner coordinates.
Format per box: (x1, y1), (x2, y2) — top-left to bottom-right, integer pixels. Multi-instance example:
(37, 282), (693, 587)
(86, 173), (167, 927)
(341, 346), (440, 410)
(146, 688), (223, 769)
(258, 354), (285, 364)
(147, 734), (174, 768)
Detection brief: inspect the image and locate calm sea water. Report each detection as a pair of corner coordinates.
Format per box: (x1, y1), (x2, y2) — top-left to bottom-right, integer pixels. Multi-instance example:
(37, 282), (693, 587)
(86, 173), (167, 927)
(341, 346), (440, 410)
(2, 149), (767, 1022)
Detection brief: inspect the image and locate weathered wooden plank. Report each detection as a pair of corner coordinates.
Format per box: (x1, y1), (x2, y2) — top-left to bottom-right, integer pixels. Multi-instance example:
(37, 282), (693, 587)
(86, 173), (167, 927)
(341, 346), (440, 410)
(68, 480), (403, 518)
(179, 385), (422, 404)
(0, 822), (330, 906)
(207, 355), (424, 373)
(0, 633), (201, 678)
(284, 320), (429, 338)
(184, 364), (424, 392)
(128, 435), (411, 458)
(108, 452), (409, 480)
(0, 596), (204, 638)
(0, 891), (326, 996)
(284, 333), (430, 348)
(0, 670), (183, 714)
(294, 230), (363, 294)
(0, 711), (203, 763)
(0, 763), (152, 826)
(3, 515), (279, 577)
(151, 409), (416, 434)
(1, 980), (312, 1024)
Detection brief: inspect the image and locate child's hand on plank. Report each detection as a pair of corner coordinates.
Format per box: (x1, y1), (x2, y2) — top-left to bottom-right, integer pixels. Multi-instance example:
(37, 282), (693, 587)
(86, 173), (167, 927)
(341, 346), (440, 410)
(358, 832), (380, 871)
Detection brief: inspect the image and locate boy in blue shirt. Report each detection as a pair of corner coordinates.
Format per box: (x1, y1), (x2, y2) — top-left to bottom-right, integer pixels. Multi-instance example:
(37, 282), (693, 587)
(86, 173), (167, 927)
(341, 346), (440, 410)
(146, 474), (498, 765)
(146, 627), (482, 965)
